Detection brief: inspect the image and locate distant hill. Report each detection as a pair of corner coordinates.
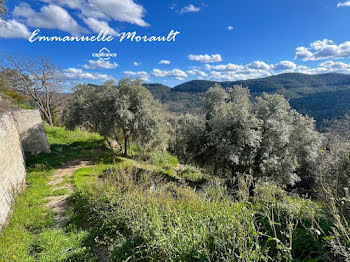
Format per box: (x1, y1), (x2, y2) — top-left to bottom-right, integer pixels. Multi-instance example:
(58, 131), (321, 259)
(144, 73), (350, 126)
(143, 83), (171, 100)
(172, 73), (350, 95)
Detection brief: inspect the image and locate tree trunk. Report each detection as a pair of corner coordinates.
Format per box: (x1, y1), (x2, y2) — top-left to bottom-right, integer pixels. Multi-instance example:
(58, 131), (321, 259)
(47, 111), (53, 125)
(29, 90), (53, 126)
(106, 138), (113, 151)
(37, 106), (53, 126)
(46, 114), (53, 126)
(42, 109), (53, 125)
(45, 88), (53, 125)
(129, 142), (133, 157)
(124, 135), (128, 157)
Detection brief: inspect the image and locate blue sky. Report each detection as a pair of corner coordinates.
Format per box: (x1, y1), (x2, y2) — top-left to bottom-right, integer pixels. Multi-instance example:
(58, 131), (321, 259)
(1, 0), (350, 87)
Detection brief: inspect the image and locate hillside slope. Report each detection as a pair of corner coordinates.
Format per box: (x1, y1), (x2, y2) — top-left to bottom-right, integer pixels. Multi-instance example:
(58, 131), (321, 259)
(172, 73), (350, 95)
(145, 73), (350, 125)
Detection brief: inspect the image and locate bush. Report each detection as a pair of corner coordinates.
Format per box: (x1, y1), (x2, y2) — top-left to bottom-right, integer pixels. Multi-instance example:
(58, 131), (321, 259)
(177, 166), (210, 186)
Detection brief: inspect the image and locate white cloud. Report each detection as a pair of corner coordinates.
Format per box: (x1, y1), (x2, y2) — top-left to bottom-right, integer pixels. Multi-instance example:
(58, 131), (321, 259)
(14, 3), (87, 35)
(188, 54), (222, 63)
(89, 0), (149, 26)
(207, 60), (350, 80)
(295, 47), (314, 61)
(296, 61), (350, 75)
(124, 71), (149, 81)
(0, 19), (31, 39)
(13, 3), (36, 17)
(124, 70), (148, 77)
(320, 61), (349, 69)
(169, 3), (176, 10)
(247, 61), (272, 70)
(209, 70), (272, 81)
(83, 17), (117, 36)
(295, 39), (350, 61)
(186, 69), (208, 77)
(39, 0), (149, 29)
(121, 58), (350, 84)
(337, 1), (350, 7)
(41, 0), (83, 9)
(204, 60), (299, 81)
(152, 69), (188, 78)
(180, 4), (200, 14)
(205, 63), (244, 71)
(273, 60), (297, 71)
(208, 60), (350, 81)
(63, 68), (113, 80)
(133, 61), (142, 66)
(159, 60), (171, 65)
(82, 60), (119, 69)
(296, 65), (309, 71)
(226, 26), (234, 31)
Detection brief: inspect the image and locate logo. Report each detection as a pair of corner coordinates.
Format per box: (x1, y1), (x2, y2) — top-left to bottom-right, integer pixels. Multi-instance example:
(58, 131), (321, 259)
(92, 47), (117, 61)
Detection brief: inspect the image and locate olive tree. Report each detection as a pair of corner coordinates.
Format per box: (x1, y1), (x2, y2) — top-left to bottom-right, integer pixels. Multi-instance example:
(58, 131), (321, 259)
(253, 93), (322, 186)
(204, 86), (262, 176)
(174, 85), (322, 186)
(173, 113), (206, 163)
(317, 115), (350, 197)
(63, 79), (167, 157)
(315, 115), (350, 260)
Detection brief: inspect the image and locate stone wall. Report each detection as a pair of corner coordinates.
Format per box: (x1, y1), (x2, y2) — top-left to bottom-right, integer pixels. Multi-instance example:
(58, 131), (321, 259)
(13, 110), (50, 155)
(0, 109), (50, 228)
(0, 112), (26, 227)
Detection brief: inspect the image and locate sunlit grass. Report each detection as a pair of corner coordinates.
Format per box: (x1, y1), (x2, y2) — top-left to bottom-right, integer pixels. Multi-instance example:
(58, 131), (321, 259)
(0, 126), (106, 262)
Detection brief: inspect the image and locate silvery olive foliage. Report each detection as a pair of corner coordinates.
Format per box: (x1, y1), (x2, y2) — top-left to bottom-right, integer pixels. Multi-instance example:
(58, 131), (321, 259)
(174, 85), (322, 186)
(317, 115), (350, 197)
(253, 93), (322, 186)
(317, 116), (350, 260)
(63, 79), (167, 157)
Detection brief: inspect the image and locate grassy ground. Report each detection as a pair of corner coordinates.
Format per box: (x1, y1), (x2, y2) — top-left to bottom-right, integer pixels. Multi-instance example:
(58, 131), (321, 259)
(0, 126), (334, 261)
(0, 126), (111, 262)
(0, 126), (204, 262)
(70, 164), (330, 261)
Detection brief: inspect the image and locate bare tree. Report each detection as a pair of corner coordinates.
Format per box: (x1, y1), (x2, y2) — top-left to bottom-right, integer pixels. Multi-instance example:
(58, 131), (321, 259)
(5, 56), (62, 125)
(0, 0), (7, 17)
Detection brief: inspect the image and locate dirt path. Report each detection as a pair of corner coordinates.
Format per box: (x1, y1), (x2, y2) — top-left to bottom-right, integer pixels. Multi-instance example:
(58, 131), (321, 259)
(44, 160), (90, 226)
(44, 160), (110, 261)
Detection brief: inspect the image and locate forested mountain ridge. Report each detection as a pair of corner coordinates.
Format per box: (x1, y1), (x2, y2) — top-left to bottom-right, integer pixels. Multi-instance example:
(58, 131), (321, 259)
(172, 73), (350, 94)
(144, 73), (350, 125)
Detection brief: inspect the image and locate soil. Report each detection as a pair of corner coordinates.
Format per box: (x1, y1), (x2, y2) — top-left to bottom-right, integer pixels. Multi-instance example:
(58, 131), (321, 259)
(44, 160), (89, 226)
